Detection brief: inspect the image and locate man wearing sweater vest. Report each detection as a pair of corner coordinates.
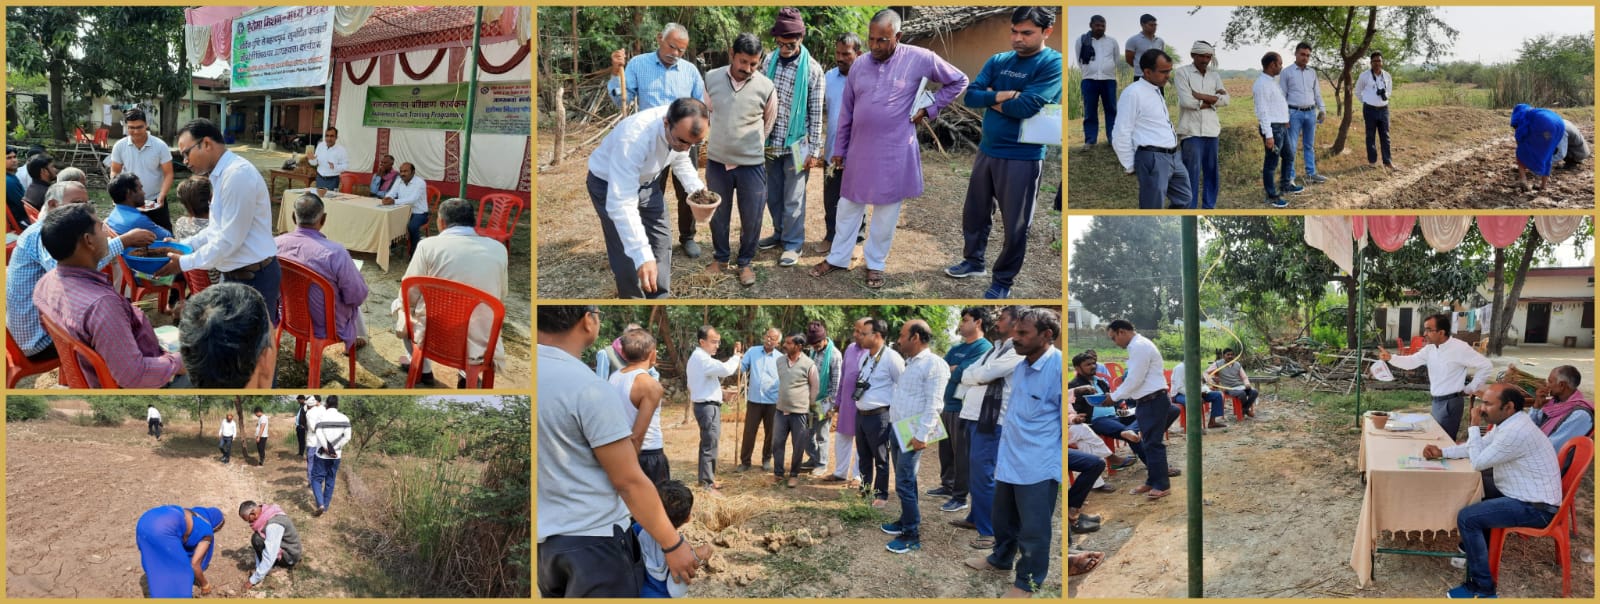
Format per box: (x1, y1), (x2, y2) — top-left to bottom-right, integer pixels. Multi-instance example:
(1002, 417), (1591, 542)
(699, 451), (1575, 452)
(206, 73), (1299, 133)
(947, 7), (1061, 300)
(704, 33), (778, 287)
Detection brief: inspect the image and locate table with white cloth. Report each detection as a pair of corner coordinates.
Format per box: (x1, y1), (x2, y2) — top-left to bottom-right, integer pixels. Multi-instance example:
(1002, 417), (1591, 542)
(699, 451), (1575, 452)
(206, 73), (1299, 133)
(277, 188), (411, 271)
(1350, 413), (1484, 586)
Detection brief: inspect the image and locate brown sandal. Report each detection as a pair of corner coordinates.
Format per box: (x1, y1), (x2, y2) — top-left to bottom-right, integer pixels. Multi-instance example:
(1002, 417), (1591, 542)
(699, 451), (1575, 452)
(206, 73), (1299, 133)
(1068, 551), (1105, 576)
(809, 260), (846, 278)
(865, 269), (886, 289)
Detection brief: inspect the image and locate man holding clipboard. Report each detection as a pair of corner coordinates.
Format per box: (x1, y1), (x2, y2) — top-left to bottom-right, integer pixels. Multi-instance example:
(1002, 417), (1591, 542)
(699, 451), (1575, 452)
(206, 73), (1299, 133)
(946, 7), (1061, 300)
(882, 319), (951, 554)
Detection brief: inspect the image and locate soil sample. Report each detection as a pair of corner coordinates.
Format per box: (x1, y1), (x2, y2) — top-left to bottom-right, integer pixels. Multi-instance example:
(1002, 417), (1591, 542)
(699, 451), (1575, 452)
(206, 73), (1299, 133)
(127, 247), (171, 258)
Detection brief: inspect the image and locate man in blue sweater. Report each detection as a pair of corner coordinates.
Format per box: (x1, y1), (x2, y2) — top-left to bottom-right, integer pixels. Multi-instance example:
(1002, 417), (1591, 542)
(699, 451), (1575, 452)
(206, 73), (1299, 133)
(946, 7), (1061, 300)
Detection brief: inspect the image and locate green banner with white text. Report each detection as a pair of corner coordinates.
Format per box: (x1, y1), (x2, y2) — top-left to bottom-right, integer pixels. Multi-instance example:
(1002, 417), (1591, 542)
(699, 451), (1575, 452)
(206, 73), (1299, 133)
(363, 81), (530, 136)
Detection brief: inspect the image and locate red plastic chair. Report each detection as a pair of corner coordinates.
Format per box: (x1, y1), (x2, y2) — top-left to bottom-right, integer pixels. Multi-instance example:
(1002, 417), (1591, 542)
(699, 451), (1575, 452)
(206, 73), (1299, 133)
(23, 204), (38, 223)
(1106, 362), (1126, 382)
(116, 255), (185, 316)
(400, 276), (505, 389)
(338, 172), (359, 194)
(184, 268), (212, 296)
(1395, 337), (1408, 355)
(73, 127), (91, 144)
(1222, 392), (1247, 421)
(1488, 436), (1593, 597)
(1409, 335), (1424, 353)
(92, 127), (109, 148)
(420, 185), (443, 237)
(474, 193), (524, 251)
(275, 257), (358, 388)
(6, 330), (60, 388)
(37, 313), (120, 388)
(6, 203), (23, 234)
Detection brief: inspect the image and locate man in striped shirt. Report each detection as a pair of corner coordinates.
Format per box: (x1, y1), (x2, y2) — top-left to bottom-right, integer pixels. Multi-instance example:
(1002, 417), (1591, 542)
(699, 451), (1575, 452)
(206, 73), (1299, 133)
(1423, 384), (1563, 599)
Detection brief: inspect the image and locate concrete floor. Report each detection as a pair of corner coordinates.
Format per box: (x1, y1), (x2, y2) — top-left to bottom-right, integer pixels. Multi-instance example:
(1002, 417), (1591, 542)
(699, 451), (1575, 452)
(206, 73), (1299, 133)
(1491, 344), (1595, 397)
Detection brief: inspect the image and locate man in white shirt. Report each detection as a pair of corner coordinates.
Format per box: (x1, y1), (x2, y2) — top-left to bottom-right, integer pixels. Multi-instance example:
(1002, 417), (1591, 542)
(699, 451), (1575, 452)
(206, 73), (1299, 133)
(108, 108), (175, 231)
(953, 305), (1024, 550)
(253, 406), (269, 467)
(157, 119), (281, 326)
(147, 405), (163, 440)
(306, 127), (348, 191)
(303, 397), (324, 484)
(219, 413), (238, 464)
(1107, 319), (1172, 499)
(1112, 49), (1191, 209)
(1172, 359), (1226, 429)
(401, 198), (511, 387)
(1280, 42), (1329, 184)
(853, 317), (905, 508)
(1378, 313), (1493, 440)
(1253, 51), (1301, 208)
(309, 395), (352, 516)
(588, 98), (711, 299)
(882, 319), (951, 554)
(1354, 51), (1395, 169)
(381, 162), (431, 256)
(1174, 41), (1229, 210)
(1422, 384), (1563, 599)
(687, 325), (743, 492)
(1076, 15), (1119, 151)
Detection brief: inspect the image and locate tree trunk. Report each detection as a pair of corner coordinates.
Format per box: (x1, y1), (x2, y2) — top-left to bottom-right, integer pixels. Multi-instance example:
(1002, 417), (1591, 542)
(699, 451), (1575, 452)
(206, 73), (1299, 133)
(632, 8), (643, 57)
(234, 396), (251, 465)
(571, 8), (579, 78)
(48, 58), (68, 142)
(1490, 232), (1540, 356)
(1489, 246), (1507, 355)
(551, 84), (566, 166)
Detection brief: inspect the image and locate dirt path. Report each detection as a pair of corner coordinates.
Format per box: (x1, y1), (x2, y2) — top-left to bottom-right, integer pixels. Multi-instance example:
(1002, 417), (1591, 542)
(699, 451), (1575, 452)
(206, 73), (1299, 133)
(1201, 391), (1595, 598)
(5, 410), (371, 598)
(1069, 423), (1191, 598)
(646, 402), (1061, 597)
(536, 131), (1062, 300)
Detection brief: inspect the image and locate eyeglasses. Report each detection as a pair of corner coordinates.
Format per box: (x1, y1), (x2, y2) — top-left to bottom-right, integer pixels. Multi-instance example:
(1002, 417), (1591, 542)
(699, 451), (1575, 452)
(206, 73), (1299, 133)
(868, 36), (894, 45)
(179, 140), (201, 159)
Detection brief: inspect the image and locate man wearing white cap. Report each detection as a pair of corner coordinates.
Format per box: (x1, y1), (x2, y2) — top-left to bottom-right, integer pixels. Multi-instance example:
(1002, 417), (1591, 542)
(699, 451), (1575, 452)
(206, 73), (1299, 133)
(1173, 41), (1228, 210)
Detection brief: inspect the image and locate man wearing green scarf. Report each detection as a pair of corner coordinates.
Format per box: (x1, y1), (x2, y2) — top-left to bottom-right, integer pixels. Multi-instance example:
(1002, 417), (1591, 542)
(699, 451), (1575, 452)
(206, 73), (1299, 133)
(757, 7), (828, 269)
(804, 320), (843, 475)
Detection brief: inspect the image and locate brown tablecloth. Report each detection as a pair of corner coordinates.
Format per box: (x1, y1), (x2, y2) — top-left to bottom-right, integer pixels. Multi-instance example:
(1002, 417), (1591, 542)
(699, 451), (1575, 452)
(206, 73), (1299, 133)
(1350, 414), (1484, 586)
(278, 188), (410, 271)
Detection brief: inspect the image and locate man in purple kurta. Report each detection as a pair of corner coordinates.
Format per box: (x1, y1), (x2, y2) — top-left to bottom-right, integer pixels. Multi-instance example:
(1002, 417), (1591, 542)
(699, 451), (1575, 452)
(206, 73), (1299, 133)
(274, 192), (370, 350)
(826, 339), (867, 484)
(810, 9), (968, 289)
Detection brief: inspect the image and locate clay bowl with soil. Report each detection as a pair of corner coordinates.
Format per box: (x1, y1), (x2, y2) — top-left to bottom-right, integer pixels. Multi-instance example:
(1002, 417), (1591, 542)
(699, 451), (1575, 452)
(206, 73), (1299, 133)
(122, 241), (193, 274)
(1369, 410), (1390, 430)
(687, 189), (723, 224)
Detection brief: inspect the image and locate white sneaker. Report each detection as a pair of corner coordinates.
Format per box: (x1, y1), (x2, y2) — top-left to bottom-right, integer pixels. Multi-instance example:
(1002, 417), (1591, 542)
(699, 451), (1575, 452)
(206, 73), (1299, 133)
(780, 250), (801, 266)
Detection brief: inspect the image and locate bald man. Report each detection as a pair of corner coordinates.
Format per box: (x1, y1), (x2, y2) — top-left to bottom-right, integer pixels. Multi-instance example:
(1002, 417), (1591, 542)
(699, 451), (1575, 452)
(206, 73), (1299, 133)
(738, 328), (785, 471)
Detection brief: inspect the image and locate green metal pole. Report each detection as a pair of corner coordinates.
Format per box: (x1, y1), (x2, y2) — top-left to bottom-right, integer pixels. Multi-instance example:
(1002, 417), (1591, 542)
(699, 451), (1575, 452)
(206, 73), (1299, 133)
(1181, 216), (1202, 598)
(458, 6), (484, 200)
(1355, 246), (1365, 425)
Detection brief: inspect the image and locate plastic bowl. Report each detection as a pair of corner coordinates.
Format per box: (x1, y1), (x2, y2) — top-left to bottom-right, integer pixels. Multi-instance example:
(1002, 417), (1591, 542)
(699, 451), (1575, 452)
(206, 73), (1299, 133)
(122, 241), (193, 274)
(1083, 394), (1108, 407)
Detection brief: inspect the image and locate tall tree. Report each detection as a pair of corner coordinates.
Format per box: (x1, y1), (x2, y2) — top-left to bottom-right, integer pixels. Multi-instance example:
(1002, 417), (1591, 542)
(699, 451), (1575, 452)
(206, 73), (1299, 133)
(1069, 216), (1182, 329)
(6, 7), (85, 141)
(78, 7), (190, 135)
(1484, 220), (1594, 355)
(1220, 7), (1456, 155)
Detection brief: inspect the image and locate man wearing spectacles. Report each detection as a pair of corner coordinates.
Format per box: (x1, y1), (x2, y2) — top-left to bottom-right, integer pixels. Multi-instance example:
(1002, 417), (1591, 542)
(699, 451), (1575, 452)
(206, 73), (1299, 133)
(755, 8), (827, 270)
(587, 98), (712, 298)
(154, 119), (280, 329)
(1111, 49), (1191, 209)
(1377, 313), (1494, 440)
(610, 23), (709, 260)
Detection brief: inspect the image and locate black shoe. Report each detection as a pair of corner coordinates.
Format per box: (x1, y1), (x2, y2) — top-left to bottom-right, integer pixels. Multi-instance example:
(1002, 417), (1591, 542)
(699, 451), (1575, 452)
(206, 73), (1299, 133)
(926, 486), (954, 497)
(1070, 515), (1102, 534)
(457, 375), (468, 389)
(758, 236), (781, 250)
(681, 240), (703, 258)
(418, 372), (437, 386)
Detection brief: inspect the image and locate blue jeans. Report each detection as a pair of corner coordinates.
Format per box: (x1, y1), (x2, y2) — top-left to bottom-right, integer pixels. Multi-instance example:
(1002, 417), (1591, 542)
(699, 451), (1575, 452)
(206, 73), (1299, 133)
(219, 436), (233, 462)
(1175, 391), (1226, 419)
(706, 160), (767, 266)
(1080, 79), (1117, 145)
(1067, 450), (1103, 510)
(966, 422), (1002, 537)
(1135, 393), (1171, 490)
(1287, 108), (1319, 177)
(988, 479), (1060, 593)
(1085, 415), (1144, 458)
(315, 175), (340, 190)
(406, 212), (429, 256)
(764, 154), (807, 253)
(1263, 122), (1294, 197)
(1180, 136), (1220, 209)
(890, 432), (923, 540)
(1457, 497), (1556, 594)
(309, 455), (343, 510)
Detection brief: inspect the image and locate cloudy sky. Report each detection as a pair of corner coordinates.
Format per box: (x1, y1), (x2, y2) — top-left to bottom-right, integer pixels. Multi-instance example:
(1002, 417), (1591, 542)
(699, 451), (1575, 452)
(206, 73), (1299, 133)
(1067, 6), (1594, 67)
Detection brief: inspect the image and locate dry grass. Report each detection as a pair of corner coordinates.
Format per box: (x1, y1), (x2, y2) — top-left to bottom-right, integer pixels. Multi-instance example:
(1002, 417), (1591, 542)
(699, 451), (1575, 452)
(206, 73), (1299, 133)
(695, 493), (766, 533)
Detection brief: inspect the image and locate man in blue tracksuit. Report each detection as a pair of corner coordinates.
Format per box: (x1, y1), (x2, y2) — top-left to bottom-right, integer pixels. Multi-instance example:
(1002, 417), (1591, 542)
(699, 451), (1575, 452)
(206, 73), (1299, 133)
(947, 7), (1062, 300)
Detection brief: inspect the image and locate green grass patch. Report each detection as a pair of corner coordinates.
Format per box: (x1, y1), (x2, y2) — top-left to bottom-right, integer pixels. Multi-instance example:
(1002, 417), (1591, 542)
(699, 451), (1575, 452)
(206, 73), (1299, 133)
(835, 490), (888, 525)
(6, 396), (48, 422)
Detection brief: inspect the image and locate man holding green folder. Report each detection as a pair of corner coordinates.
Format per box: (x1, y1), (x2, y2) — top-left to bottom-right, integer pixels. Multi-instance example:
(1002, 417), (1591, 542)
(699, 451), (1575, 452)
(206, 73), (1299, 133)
(881, 319), (951, 554)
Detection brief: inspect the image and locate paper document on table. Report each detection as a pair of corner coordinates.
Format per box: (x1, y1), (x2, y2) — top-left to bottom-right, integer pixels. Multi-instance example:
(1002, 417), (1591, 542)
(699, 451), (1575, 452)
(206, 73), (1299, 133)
(894, 412), (948, 452)
(1399, 456), (1448, 470)
(1384, 421), (1421, 432)
(1390, 412), (1431, 424)
(910, 77), (935, 119)
(1018, 104), (1063, 146)
(1369, 360), (1395, 382)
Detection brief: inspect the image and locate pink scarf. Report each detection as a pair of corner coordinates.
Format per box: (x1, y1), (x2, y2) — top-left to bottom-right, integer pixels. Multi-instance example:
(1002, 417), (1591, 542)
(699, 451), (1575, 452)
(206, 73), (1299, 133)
(1540, 390), (1594, 435)
(250, 503), (286, 537)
